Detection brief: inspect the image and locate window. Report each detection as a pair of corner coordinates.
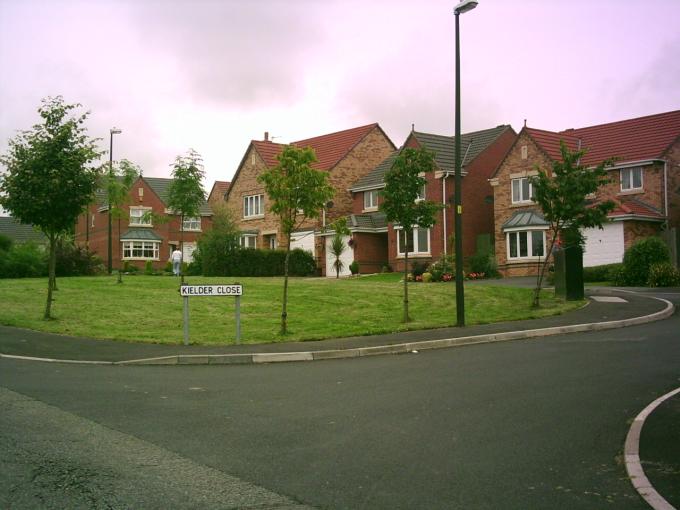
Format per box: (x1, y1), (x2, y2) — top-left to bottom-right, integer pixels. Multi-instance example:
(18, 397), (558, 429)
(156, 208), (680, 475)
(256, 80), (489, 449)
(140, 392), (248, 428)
(363, 190), (379, 210)
(90, 214), (95, 228)
(620, 167), (643, 191)
(240, 234), (257, 248)
(507, 230), (545, 260)
(122, 241), (160, 260)
(243, 194), (264, 218)
(397, 228), (430, 255)
(265, 234), (277, 250)
(511, 177), (533, 203)
(416, 184), (426, 202)
(129, 207), (152, 226)
(182, 216), (201, 231)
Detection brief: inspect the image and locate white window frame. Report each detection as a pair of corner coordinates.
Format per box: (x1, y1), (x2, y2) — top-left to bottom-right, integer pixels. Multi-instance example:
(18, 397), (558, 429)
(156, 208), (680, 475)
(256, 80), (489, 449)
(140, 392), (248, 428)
(363, 190), (379, 211)
(266, 235), (277, 250)
(243, 194), (264, 218)
(620, 167), (643, 192)
(240, 234), (257, 248)
(129, 207), (153, 227)
(122, 240), (160, 260)
(396, 227), (430, 256)
(506, 228), (546, 261)
(416, 184), (426, 202)
(511, 177), (533, 204)
(182, 216), (201, 231)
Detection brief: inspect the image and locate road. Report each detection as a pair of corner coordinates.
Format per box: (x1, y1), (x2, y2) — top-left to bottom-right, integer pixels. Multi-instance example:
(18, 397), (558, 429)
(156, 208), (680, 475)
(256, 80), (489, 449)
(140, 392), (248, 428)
(1, 291), (678, 509)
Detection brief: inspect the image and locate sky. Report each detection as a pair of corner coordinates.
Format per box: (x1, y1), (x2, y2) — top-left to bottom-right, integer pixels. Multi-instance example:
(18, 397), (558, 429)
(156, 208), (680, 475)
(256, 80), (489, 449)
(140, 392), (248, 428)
(1, 0), (679, 202)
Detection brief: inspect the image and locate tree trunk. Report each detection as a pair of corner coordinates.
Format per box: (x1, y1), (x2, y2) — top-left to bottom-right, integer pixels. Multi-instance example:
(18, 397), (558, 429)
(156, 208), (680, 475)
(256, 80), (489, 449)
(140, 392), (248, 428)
(117, 217), (123, 283)
(180, 215), (185, 285)
(44, 234), (56, 320)
(403, 231), (410, 323)
(532, 227), (559, 308)
(281, 234), (291, 335)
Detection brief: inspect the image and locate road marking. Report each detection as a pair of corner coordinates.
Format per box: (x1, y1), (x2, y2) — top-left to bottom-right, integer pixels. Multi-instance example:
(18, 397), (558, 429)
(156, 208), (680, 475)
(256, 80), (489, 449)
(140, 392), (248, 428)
(591, 296), (628, 303)
(624, 386), (680, 510)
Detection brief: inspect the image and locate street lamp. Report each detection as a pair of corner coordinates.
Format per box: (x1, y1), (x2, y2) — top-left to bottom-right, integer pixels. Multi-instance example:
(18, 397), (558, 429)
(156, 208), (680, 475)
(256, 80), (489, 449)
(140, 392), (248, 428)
(453, 0), (477, 326)
(107, 127), (122, 275)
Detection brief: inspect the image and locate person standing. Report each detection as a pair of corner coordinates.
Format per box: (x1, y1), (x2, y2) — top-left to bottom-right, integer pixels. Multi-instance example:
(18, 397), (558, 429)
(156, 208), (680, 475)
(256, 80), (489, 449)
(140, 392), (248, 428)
(171, 248), (183, 276)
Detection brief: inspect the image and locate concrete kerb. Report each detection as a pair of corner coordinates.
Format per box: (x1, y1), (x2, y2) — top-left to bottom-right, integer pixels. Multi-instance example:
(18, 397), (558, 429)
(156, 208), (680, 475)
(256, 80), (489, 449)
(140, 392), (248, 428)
(624, 386), (680, 510)
(0, 293), (674, 367)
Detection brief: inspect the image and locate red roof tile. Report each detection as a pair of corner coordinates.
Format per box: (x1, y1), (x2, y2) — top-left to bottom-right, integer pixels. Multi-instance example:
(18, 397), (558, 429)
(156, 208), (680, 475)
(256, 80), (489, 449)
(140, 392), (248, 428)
(609, 198), (664, 220)
(208, 181), (230, 202)
(252, 124), (379, 171)
(527, 110), (680, 166)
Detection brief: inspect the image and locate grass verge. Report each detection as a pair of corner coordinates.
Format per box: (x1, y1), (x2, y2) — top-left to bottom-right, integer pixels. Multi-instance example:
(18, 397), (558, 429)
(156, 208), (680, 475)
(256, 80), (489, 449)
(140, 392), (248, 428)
(0, 274), (583, 345)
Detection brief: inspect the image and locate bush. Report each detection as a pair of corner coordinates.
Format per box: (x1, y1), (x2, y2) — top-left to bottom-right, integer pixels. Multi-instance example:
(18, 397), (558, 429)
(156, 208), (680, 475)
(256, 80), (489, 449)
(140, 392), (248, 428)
(0, 234), (12, 252)
(421, 271), (432, 283)
(582, 263), (623, 283)
(123, 260), (139, 273)
(0, 242), (47, 278)
(621, 237), (670, 286)
(288, 249), (317, 276)
(467, 252), (499, 278)
(144, 260), (154, 275)
(349, 260), (359, 275)
(647, 263), (680, 287)
(410, 260), (429, 278)
(198, 246), (316, 277)
(55, 240), (102, 276)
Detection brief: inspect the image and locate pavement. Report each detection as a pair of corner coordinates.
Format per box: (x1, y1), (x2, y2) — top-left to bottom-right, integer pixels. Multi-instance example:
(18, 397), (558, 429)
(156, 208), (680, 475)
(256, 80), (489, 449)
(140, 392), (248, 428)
(0, 283), (675, 365)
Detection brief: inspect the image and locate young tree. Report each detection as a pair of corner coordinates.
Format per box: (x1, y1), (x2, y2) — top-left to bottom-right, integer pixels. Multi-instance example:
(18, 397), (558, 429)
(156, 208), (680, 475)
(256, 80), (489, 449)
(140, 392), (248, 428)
(166, 149), (206, 284)
(380, 147), (442, 323)
(329, 217), (350, 279)
(529, 141), (615, 307)
(106, 159), (141, 283)
(258, 145), (334, 335)
(0, 96), (102, 319)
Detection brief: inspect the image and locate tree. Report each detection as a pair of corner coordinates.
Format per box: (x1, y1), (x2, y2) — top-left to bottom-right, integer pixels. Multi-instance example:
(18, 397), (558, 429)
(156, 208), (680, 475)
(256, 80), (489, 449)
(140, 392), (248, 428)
(0, 96), (102, 319)
(380, 147), (442, 323)
(106, 159), (141, 283)
(166, 149), (206, 284)
(529, 141), (615, 307)
(329, 217), (350, 279)
(194, 202), (240, 276)
(258, 145), (334, 335)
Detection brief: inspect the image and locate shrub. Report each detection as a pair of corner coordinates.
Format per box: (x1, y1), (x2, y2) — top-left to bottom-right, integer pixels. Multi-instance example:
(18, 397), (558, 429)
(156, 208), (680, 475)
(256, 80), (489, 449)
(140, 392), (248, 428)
(429, 254), (455, 275)
(198, 246), (316, 277)
(144, 260), (154, 275)
(0, 234), (12, 252)
(411, 260), (429, 278)
(164, 261), (173, 273)
(123, 260), (139, 273)
(381, 264), (392, 273)
(421, 271), (432, 283)
(621, 237), (670, 286)
(582, 263), (623, 282)
(0, 242), (47, 278)
(54, 240), (102, 276)
(349, 260), (359, 275)
(288, 249), (317, 276)
(467, 252), (498, 278)
(647, 263), (680, 287)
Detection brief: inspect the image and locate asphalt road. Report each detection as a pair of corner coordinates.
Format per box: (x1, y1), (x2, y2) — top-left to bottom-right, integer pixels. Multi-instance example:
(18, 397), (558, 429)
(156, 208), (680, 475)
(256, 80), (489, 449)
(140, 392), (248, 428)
(1, 291), (678, 509)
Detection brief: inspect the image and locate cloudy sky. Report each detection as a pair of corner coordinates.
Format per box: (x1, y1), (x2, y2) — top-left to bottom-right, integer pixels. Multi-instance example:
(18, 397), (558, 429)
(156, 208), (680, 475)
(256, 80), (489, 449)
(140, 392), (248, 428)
(1, 0), (679, 197)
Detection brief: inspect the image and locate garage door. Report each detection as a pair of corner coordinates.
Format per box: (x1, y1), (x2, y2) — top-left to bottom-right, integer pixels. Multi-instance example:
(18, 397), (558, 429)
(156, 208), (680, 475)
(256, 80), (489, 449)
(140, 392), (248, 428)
(325, 235), (353, 277)
(182, 242), (197, 263)
(582, 222), (624, 267)
(290, 230), (315, 255)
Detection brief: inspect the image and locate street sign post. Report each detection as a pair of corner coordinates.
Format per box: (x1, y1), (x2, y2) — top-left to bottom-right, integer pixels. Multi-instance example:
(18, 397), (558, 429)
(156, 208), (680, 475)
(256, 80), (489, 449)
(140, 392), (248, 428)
(180, 284), (243, 345)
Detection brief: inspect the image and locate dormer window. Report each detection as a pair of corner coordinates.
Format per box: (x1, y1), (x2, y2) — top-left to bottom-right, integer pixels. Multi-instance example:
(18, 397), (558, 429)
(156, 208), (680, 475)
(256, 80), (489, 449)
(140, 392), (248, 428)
(363, 190), (379, 211)
(620, 167), (643, 192)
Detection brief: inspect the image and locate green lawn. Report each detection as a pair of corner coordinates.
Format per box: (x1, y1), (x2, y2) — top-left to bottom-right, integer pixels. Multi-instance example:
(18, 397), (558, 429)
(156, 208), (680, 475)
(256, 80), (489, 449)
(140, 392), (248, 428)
(0, 274), (583, 345)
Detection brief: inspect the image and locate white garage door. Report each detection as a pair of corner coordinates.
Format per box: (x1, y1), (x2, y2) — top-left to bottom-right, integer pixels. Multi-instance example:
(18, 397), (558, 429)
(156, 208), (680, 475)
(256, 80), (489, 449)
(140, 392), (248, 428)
(182, 242), (197, 263)
(290, 230), (315, 255)
(325, 235), (353, 277)
(582, 222), (624, 267)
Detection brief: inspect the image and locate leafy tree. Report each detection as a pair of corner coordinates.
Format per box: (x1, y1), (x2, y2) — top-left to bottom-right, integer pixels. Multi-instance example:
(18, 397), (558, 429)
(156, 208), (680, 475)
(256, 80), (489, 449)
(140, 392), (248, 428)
(0, 96), (102, 319)
(106, 159), (141, 283)
(258, 145), (334, 335)
(329, 217), (350, 278)
(529, 141), (614, 307)
(194, 202), (240, 276)
(380, 147), (442, 323)
(166, 149), (206, 284)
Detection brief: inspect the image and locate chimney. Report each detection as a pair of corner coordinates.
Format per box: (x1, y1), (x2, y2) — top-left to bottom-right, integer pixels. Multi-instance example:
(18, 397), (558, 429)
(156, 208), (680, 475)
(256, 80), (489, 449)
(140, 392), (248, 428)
(264, 131), (269, 142)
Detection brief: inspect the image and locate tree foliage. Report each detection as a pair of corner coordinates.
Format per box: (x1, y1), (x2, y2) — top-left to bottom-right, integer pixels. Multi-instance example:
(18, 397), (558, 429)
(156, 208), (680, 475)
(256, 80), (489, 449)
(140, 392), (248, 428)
(329, 217), (350, 279)
(380, 147), (442, 322)
(258, 145), (334, 334)
(166, 149), (206, 282)
(0, 96), (102, 318)
(529, 141), (614, 307)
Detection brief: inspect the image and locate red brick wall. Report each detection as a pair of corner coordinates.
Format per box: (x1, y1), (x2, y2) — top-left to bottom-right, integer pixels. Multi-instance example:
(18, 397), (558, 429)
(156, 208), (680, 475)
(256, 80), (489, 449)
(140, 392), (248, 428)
(353, 232), (388, 273)
(665, 138), (680, 229)
(623, 221), (661, 250)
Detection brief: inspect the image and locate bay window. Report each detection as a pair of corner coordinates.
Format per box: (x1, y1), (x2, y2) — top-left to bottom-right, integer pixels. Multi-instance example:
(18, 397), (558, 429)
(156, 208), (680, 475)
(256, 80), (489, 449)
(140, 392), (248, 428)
(122, 241), (160, 260)
(507, 230), (545, 260)
(397, 227), (430, 255)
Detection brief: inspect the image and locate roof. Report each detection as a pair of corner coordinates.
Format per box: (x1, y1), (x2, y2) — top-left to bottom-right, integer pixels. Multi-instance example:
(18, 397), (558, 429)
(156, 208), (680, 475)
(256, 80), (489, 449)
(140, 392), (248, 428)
(120, 228), (164, 241)
(350, 125), (513, 191)
(0, 217), (47, 244)
(526, 110), (680, 166)
(143, 177), (213, 216)
(349, 211), (388, 231)
(208, 181), (230, 202)
(609, 197), (664, 221)
(501, 210), (549, 230)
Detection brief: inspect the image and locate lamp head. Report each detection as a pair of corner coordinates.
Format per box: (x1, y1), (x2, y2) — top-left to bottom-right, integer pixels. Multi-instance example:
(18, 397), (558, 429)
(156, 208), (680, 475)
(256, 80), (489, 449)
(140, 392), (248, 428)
(110, 128), (122, 135)
(454, 0), (478, 14)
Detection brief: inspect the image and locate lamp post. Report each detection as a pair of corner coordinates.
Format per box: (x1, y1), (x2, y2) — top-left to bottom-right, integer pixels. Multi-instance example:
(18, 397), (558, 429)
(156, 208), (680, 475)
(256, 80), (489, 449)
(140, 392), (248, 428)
(107, 127), (122, 275)
(453, 0), (477, 327)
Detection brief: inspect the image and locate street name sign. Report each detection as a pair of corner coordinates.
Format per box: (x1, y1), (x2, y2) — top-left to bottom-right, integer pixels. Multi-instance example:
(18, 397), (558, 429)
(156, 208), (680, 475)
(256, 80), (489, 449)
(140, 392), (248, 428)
(180, 284), (243, 297)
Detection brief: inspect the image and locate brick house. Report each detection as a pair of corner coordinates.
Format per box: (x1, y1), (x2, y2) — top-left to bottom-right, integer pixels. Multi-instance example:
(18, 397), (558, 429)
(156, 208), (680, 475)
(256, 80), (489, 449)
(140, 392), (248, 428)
(208, 181), (230, 205)
(222, 124), (395, 274)
(344, 125), (517, 274)
(0, 216), (47, 246)
(75, 176), (213, 271)
(490, 110), (680, 277)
